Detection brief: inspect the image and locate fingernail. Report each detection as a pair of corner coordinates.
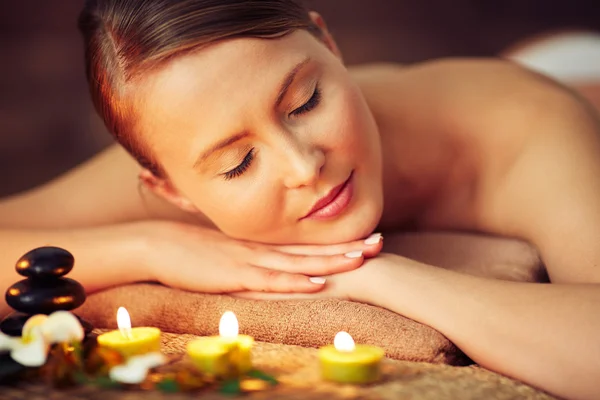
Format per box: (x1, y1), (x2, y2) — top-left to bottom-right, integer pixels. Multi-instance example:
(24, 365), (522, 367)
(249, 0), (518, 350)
(364, 233), (382, 245)
(345, 250), (363, 259)
(309, 277), (327, 284)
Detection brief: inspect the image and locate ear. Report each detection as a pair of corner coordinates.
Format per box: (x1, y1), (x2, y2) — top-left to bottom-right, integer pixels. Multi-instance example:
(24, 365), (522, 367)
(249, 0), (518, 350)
(138, 169), (198, 213)
(309, 11), (343, 60)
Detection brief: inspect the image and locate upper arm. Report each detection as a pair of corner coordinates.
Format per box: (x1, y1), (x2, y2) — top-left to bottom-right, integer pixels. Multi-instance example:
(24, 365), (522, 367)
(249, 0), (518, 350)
(0, 144), (192, 229)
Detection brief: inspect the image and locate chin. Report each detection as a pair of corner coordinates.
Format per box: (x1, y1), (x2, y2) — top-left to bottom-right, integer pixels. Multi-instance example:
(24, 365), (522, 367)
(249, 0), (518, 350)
(345, 204), (382, 240)
(317, 202), (383, 244)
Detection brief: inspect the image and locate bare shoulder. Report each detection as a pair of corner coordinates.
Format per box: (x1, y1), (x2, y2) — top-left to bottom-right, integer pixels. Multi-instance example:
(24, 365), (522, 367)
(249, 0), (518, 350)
(351, 57), (567, 102)
(0, 144), (202, 229)
(405, 60), (600, 283)
(349, 58), (575, 226)
(350, 59), (600, 285)
(349, 57), (566, 136)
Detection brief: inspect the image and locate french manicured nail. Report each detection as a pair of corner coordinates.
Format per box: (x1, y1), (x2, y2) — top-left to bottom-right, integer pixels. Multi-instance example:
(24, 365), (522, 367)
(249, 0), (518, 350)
(309, 277), (327, 284)
(345, 250), (363, 259)
(364, 233), (382, 245)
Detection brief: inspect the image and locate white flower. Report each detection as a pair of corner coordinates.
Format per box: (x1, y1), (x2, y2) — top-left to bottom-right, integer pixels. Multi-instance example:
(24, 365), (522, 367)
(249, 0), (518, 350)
(9, 326), (49, 367)
(0, 311), (85, 367)
(41, 311), (85, 344)
(0, 331), (17, 352)
(21, 314), (48, 338)
(109, 352), (167, 384)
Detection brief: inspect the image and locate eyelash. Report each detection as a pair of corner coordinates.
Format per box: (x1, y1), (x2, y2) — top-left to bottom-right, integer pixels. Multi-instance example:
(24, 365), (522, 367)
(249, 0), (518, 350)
(291, 84), (321, 116)
(222, 85), (321, 181)
(223, 148), (255, 180)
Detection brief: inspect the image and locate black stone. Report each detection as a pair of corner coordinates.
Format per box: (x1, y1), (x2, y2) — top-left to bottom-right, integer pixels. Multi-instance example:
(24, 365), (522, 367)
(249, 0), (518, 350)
(1, 246), (95, 338)
(0, 353), (26, 383)
(78, 317), (94, 337)
(5, 278), (86, 315)
(0, 313), (29, 337)
(15, 246), (74, 279)
(0, 312), (93, 338)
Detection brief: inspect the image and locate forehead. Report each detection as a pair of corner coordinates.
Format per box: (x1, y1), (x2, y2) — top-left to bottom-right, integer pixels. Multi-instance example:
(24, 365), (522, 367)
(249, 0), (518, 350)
(133, 30), (323, 154)
(137, 30), (322, 112)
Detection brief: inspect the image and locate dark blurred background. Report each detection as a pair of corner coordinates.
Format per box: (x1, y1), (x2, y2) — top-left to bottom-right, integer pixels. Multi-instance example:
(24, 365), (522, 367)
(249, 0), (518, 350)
(1, 0), (599, 197)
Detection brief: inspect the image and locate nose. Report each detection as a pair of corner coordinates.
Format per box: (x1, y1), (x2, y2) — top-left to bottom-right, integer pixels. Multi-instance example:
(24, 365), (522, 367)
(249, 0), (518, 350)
(281, 139), (325, 189)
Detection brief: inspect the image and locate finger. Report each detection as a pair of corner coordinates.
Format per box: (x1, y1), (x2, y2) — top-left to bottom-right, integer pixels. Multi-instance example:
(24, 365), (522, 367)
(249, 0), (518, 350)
(239, 266), (329, 293)
(250, 250), (364, 275)
(362, 234), (384, 258)
(272, 233), (383, 258)
(231, 291), (320, 301)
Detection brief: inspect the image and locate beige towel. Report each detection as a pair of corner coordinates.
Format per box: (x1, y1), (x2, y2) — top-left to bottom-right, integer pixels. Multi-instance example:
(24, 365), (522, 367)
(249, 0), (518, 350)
(77, 232), (545, 365)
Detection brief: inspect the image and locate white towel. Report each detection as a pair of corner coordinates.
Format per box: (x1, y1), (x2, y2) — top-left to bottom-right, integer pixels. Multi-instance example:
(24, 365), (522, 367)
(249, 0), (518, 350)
(508, 32), (600, 83)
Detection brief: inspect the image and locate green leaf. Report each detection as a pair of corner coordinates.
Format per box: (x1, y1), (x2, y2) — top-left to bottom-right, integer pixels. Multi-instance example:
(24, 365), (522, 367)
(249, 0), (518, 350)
(157, 379), (180, 393)
(94, 376), (121, 389)
(219, 378), (242, 396)
(73, 371), (90, 384)
(71, 341), (84, 361)
(246, 369), (278, 385)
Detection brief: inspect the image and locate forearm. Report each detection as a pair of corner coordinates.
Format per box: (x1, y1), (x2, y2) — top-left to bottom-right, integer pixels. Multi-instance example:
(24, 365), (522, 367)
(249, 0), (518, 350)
(0, 145), (197, 230)
(0, 222), (154, 318)
(361, 260), (600, 400)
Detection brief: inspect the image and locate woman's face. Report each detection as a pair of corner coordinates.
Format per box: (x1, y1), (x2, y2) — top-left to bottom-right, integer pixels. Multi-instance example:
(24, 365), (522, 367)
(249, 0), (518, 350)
(135, 29), (383, 244)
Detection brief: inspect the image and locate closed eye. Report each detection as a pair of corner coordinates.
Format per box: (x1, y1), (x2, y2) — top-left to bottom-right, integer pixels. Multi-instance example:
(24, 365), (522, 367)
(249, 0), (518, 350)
(223, 148), (255, 180)
(291, 84), (321, 116)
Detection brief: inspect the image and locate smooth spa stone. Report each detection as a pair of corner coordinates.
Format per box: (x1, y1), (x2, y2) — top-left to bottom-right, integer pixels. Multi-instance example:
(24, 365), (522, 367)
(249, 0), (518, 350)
(1, 247), (94, 337)
(6, 278), (86, 315)
(15, 247), (74, 279)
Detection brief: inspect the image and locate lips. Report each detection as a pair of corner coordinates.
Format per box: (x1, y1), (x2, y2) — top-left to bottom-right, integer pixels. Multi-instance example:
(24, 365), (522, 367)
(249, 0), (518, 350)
(302, 172), (354, 220)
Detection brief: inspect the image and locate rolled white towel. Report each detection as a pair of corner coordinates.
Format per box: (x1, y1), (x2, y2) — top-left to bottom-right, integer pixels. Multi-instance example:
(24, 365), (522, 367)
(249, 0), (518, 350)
(508, 32), (600, 83)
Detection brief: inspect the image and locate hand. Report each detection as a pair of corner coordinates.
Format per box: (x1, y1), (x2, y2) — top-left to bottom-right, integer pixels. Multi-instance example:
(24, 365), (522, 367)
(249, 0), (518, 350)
(232, 252), (403, 302)
(141, 221), (384, 295)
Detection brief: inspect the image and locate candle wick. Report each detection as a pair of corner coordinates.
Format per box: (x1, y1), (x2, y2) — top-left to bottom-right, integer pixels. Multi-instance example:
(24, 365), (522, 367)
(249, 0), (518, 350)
(120, 327), (133, 340)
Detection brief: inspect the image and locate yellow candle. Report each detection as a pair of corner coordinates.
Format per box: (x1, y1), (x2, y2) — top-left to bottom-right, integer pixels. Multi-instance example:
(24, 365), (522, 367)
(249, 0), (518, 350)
(97, 307), (161, 358)
(187, 311), (253, 377)
(319, 331), (384, 384)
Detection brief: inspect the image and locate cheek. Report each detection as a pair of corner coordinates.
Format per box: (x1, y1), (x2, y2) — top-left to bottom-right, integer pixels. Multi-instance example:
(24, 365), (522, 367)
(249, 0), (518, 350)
(185, 178), (282, 239)
(326, 84), (377, 157)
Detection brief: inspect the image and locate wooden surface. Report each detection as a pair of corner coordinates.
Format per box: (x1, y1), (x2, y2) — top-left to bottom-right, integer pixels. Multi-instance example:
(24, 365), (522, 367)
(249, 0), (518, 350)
(0, 332), (557, 400)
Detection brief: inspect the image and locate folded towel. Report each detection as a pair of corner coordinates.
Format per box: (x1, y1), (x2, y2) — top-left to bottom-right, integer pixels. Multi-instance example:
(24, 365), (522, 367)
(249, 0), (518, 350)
(77, 232), (545, 365)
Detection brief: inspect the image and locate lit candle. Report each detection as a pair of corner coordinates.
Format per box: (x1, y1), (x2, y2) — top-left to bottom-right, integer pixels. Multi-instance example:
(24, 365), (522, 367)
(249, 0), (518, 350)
(97, 307), (161, 358)
(319, 331), (385, 384)
(187, 311), (254, 378)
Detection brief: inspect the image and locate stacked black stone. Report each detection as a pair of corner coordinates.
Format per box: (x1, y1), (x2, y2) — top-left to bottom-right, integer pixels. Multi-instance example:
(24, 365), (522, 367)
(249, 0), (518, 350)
(0, 247), (92, 337)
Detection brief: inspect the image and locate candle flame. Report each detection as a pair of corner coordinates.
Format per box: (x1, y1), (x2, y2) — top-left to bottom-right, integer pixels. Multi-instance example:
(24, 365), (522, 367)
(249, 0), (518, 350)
(117, 307), (133, 339)
(334, 331), (355, 352)
(219, 311), (239, 339)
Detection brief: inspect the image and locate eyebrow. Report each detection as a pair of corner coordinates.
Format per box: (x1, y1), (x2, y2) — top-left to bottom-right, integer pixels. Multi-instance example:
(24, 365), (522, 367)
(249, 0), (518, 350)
(193, 57), (312, 168)
(193, 131), (249, 169)
(275, 56), (312, 107)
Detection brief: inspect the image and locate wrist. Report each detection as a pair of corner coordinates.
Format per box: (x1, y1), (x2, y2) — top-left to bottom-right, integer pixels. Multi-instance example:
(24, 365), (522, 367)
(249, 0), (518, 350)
(72, 221), (159, 290)
(346, 256), (394, 305)
(348, 254), (428, 314)
(122, 220), (178, 283)
(133, 219), (207, 284)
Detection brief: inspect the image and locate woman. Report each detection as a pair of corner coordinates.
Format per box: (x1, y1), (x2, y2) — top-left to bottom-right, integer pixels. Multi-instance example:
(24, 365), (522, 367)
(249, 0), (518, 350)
(1, 1), (599, 398)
